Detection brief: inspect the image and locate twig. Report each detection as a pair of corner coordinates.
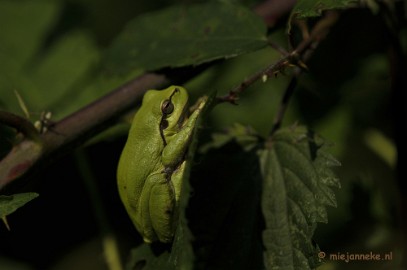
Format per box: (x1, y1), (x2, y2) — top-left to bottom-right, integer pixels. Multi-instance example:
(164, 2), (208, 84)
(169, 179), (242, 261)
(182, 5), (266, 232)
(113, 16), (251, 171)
(218, 11), (339, 108)
(216, 58), (292, 104)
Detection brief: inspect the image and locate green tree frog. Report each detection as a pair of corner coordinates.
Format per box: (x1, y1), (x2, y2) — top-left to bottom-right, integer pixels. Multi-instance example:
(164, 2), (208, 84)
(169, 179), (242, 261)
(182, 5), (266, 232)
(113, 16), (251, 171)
(117, 85), (206, 243)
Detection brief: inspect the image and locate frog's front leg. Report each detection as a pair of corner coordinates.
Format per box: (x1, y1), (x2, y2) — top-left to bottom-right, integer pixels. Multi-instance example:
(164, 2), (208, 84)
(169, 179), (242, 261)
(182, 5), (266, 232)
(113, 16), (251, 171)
(162, 104), (203, 168)
(137, 172), (176, 243)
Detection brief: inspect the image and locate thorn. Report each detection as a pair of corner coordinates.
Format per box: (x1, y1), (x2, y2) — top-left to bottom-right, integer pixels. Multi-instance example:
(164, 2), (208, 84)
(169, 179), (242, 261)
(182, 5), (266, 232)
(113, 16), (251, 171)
(14, 90), (30, 119)
(2, 216), (11, 231)
(296, 60), (309, 71)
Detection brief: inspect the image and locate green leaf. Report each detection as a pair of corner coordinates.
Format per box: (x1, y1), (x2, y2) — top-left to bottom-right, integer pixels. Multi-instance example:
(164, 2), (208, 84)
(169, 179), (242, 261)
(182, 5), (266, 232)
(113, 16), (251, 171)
(259, 126), (340, 270)
(292, 0), (357, 19)
(104, 1), (268, 74)
(0, 192), (39, 218)
(0, 1), (59, 68)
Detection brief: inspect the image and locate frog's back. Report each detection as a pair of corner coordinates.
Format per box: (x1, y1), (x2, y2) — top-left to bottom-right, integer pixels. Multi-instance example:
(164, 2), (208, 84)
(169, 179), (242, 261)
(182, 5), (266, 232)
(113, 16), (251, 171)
(117, 105), (164, 217)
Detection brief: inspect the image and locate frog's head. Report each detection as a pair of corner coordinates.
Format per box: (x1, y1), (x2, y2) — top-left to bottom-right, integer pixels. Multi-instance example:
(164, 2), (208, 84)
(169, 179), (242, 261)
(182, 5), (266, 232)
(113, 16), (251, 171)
(143, 86), (189, 144)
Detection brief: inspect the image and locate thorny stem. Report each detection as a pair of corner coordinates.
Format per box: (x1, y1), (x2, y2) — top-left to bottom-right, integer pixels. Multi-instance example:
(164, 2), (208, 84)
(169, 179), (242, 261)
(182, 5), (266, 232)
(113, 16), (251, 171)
(218, 11), (339, 134)
(216, 58), (293, 104)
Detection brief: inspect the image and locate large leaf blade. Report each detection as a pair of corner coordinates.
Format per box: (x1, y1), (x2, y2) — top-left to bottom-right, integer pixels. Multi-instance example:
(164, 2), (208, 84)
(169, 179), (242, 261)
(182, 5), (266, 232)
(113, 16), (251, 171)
(260, 126), (340, 269)
(104, 2), (268, 74)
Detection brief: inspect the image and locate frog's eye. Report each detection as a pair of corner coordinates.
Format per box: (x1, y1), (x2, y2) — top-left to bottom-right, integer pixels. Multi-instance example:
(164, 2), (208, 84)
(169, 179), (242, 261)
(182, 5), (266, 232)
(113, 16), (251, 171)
(161, 100), (174, 115)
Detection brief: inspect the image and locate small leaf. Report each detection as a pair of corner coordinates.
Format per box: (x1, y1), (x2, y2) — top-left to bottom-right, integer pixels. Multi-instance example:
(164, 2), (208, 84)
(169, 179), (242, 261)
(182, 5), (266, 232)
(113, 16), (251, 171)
(104, 1), (268, 74)
(260, 126), (340, 270)
(291, 0), (357, 19)
(0, 192), (39, 220)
